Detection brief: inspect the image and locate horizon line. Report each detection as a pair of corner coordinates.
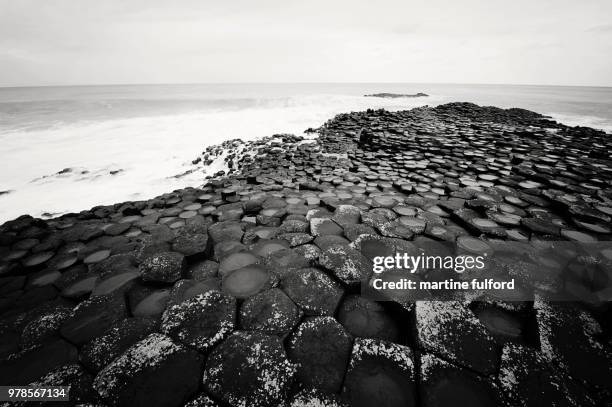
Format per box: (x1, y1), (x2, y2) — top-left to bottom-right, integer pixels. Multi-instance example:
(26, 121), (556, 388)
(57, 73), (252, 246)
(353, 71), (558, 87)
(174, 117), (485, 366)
(1, 81), (611, 90)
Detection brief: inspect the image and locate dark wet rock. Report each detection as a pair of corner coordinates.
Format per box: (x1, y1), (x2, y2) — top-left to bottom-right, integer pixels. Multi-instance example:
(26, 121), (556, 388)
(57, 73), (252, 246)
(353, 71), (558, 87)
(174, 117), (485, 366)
(535, 301), (612, 394)
(332, 204), (361, 226)
(166, 278), (220, 308)
(415, 301), (499, 375)
(208, 221), (244, 244)
(453, 208), (508, 238)
(287, 316), (352, 393)
(104, 222), (131, 236)
(59, 223), (103, 242)
(20, 305), (72, 348)
(13, 238), (39, 251)
(264, 248), (310, 279)
(30, 363), (96, 403)
(380, 220), (415, 239)
(172, 228), (210, 257)
(371, 196), (400, 209)
(472, 306), (524, 344)
(278, 232), (314, 246)
(0, 274), (26, 296)
(214, 240), (247, 261)
(281, 268), (344, 316)
(82, 249), (112, 264)
(26, 268), (62, 288)
(218, 251), (259, 277)
(362, 210), (396, 231)
(90, 253), (138, 279)
(293, 243), (321, 262)
(214, 202), (244, 222)
(250, 238), (290, 257)
(93, 333), (204, 407)
(186, 259), (219, 281)
(203, 331), (295, 407)
(80, 317), (158, 372)
(243, 226), (280, 245)
(12, 284), (59, 310)
(342, 338), (416, 407)
(239, 288), (302, 336)
(560, 229), (597, 242)
(350, 234), (397, 260)
(572, 218), (611, 234)
(310, 218), (343, 236)
(92, 270), (139, 297)
(141, 223), (175, 243)
(129, 286), (171, 317)
(280, 219), (309, 233)
(521, 217), (561, 236)
(337, 295), (400, 342)
(161, 290), (235, 352)
(313, 235), (350, 250)
(319, 244), (372, 286)
(60, 294), (127, 345)
(287, 387), (348, 407)
(222, 264), (274, 299)
(342, 223), (377, 241)
(20, 247), (53, 265)
(499, 344), (571, 406)
(139, 251), (185, 283)
(420, 353), (502, 407)
(0, 339), (78, 385)
(58, 267), (98, 299)
(184, 393), (221, 407)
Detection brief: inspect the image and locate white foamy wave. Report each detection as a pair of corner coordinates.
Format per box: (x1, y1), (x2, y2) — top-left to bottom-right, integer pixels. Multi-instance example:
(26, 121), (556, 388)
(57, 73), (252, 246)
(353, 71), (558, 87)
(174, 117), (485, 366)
(0, 94), (435, 222)
(547, 112), (612, 133)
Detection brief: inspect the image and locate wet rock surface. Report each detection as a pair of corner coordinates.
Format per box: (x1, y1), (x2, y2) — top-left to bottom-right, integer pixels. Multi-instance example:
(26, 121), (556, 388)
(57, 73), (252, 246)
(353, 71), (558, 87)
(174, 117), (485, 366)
(93, 333), (204, 407)
(203, 331), (295, 407)
(1, 102), (611, 405)
(287, 316), (353, 394)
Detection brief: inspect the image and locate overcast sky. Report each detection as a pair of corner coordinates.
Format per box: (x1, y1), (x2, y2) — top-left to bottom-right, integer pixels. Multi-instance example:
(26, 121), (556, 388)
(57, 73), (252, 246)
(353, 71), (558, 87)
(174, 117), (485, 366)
(1, 0), (611, 87)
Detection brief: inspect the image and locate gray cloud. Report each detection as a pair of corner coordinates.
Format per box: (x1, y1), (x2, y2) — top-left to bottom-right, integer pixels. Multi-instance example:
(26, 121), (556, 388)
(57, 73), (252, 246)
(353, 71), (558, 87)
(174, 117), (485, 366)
(587, 24), (612, 33)
(0, 0), (611, 86)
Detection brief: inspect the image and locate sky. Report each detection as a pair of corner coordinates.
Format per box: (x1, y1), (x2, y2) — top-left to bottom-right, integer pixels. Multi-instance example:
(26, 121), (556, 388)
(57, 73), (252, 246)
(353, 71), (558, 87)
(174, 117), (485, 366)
(0, 0), (611, 87)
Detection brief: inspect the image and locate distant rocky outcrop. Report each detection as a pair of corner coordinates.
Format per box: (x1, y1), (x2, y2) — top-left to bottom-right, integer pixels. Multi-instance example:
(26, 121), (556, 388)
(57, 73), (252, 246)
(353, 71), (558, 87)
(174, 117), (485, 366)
(364, 92), (428, 98)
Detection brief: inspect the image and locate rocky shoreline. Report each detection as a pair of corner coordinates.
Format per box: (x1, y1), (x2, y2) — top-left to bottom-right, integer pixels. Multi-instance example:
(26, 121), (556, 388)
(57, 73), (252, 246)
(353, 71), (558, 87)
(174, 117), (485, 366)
(0, 102), (611, 406)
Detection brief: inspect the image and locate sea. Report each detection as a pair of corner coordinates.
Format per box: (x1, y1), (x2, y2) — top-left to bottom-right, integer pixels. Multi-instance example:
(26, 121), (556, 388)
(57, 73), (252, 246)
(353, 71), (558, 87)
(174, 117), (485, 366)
(1, 83), (611, 223)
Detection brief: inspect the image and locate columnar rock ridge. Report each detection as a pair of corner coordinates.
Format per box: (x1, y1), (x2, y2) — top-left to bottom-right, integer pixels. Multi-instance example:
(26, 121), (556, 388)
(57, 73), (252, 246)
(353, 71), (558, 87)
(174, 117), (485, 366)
(1, 102), (612, 406)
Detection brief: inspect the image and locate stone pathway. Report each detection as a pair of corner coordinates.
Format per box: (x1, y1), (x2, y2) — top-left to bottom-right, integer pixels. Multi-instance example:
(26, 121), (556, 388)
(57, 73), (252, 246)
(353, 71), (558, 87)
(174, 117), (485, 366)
(0, 102), (611, 406)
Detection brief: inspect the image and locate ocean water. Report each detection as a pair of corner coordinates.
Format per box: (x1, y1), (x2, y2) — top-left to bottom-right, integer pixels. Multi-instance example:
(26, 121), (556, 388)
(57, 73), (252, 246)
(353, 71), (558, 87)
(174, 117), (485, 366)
(1, 83), (611, 223)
